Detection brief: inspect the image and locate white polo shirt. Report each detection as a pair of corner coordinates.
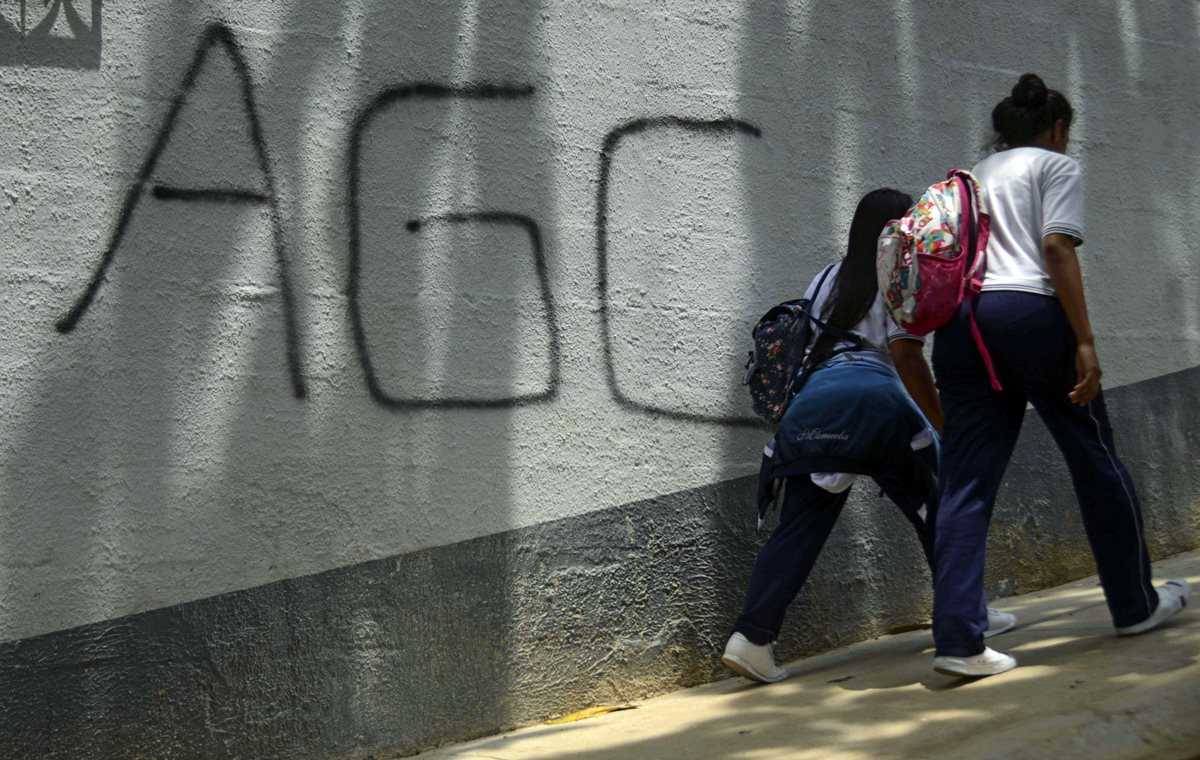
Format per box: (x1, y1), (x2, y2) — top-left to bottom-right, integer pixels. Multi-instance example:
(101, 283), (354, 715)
(971, 147), (1085, 296)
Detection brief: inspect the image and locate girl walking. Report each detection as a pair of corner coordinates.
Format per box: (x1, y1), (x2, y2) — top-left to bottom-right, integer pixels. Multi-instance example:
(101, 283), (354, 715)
(930, 73), (1190, 677)
(723, 188), (1014, 683)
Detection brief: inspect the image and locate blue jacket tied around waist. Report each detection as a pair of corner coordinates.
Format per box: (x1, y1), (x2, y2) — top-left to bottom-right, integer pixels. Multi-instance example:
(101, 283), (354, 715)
(757, 356), (939, 522)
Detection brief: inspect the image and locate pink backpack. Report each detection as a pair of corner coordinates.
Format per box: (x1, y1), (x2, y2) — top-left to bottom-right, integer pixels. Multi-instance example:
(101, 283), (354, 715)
(877, 169), (1001, 390)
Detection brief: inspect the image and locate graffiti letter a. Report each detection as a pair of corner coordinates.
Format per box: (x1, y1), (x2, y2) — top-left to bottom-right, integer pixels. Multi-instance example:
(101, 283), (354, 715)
(56, 23), (306, 398)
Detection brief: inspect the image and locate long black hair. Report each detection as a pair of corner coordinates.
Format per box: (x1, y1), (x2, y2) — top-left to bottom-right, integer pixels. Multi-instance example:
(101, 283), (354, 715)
(991, 73), (1074, 150)
(808, 187), (913, 366)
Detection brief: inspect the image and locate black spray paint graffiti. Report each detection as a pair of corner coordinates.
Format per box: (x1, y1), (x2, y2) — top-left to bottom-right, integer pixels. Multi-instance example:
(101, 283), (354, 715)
(59, 23), (767, 423)
(55, 23), (307, 399)
(346, 83), (562, 409)
(396, 212), (562, 408)
(596, 117), (765, 427)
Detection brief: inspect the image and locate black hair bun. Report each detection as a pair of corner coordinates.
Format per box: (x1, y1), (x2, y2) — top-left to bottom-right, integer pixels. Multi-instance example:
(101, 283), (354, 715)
(1011, 73), (1048, 108)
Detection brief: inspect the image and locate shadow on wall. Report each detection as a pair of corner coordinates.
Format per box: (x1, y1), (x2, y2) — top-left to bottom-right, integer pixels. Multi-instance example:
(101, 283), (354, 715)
(3, 0), (1200, 758)
(330, 0), (552, 746)
(0, 0), (101, 69)
(1, 0), (552, 756)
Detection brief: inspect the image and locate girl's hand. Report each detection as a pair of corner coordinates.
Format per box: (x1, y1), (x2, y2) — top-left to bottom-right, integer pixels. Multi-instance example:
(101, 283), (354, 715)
(1070, 342), (1102, 405)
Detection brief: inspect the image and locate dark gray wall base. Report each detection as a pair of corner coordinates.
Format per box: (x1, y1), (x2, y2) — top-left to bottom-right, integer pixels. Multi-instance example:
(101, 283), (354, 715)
(3, 367), (1199, 760)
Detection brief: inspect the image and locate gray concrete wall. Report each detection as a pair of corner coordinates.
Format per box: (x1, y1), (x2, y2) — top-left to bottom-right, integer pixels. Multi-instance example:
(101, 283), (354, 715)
(2, 1), (1200, 758)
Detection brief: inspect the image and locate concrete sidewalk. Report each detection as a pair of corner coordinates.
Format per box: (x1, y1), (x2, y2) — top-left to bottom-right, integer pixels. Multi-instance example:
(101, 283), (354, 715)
(422, 550), (1200, 760)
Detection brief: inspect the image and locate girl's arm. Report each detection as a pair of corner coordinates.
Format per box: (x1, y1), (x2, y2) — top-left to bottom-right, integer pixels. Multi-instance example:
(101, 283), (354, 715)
(1042, 232), (1101, 405)
(891, 338), (944, 434)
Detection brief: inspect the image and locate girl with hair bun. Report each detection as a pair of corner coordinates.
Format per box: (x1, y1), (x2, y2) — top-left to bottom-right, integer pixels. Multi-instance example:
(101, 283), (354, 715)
(929, 73), (1191, 678)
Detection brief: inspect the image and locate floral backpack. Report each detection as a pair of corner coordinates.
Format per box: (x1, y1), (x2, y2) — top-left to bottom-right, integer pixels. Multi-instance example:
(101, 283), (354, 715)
(743, 264), (865, 424)
(877, 169), (1002, 390)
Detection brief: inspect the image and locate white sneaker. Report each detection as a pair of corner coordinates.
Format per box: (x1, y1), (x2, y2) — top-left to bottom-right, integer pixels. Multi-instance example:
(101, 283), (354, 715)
(933, 646), (1017, 677)
(984, 606), (1016, 638)
(722, 633), (788, 683)
(1115, 579), (1190, 636)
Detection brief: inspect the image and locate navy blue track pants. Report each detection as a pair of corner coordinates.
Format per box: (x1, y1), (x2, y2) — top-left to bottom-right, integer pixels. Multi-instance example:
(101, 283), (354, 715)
(733, 475), (934, 646)
(932, 291), (1158, 656)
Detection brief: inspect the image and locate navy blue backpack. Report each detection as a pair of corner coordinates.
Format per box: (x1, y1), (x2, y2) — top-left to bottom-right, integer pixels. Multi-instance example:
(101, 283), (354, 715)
(742, 264), (865, 424)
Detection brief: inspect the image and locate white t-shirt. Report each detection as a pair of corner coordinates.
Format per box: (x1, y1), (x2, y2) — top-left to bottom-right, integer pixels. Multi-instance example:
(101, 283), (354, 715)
(971, 147), (1085, 295)
(803, 261), (921, 365)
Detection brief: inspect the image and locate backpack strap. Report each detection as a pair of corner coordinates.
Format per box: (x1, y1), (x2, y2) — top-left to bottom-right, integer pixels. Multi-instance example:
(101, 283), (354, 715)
(810, 263), (838, 304)
(783, 264), (871, 399)
(808, 313), (868, 349)
(951, 171), (1003, 392)
(805, 263), (868, 349)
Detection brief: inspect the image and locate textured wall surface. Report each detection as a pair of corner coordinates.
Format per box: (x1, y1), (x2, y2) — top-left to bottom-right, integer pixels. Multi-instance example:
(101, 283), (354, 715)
(2, 1), (1200, 757)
